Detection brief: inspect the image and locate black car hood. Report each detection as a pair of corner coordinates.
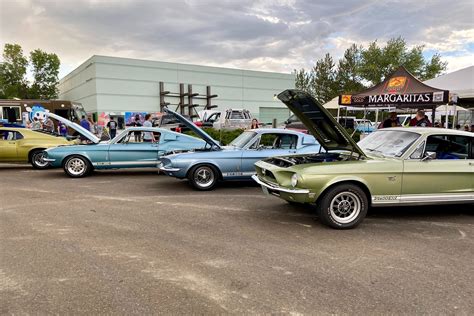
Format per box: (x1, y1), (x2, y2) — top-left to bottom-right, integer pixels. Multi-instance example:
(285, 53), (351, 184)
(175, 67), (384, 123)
(278, 89), (365, 157)
(163, 108), (221, 149)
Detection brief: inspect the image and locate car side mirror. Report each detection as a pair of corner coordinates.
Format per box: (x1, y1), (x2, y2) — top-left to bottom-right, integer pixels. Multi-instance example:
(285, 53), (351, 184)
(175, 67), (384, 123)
(422, 151), (436, 161)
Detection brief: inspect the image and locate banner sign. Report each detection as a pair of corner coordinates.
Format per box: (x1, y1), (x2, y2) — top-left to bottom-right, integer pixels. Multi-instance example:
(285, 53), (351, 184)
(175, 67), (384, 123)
(339, 91), (449, 106)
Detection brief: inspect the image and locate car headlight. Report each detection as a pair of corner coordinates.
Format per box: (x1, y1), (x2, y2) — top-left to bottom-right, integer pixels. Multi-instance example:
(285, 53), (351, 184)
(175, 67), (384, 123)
(291, 173), (298, 187)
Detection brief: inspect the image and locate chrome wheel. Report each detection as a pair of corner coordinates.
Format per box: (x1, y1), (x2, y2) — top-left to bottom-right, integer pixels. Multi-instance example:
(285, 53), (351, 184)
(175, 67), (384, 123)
(194, 166), (215, 188)
(66, 157), (87, 176)
(329, 191), (361, 224)
(32, 151), (48, 168)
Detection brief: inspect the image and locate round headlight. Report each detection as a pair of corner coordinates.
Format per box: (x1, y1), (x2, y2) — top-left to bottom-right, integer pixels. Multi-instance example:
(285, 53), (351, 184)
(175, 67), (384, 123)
(291, 173), (298, 187)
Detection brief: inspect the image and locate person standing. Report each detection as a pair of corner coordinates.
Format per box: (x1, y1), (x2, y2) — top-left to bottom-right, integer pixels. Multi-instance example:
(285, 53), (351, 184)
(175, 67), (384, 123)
(80, 115), (90, 131)
(79, 115), (91, 143)
(58, 122), (68, 136)
(409, 110), (432, 127)
(107, 117), (118, 139)
(250, 118), (259, 129)
(130, 114), (142, 142)
(381, 112), (401, 128)
(43, 117), (54, 132)
(142, 114), (155, 142)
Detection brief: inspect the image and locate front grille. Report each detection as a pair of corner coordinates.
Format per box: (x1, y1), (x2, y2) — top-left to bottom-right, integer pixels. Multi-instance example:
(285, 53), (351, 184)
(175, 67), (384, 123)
(262, 169), (276, 180)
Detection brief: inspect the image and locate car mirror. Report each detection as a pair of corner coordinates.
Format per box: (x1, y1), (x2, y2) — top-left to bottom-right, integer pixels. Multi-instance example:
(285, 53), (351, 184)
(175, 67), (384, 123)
(422, 151), (436, 161)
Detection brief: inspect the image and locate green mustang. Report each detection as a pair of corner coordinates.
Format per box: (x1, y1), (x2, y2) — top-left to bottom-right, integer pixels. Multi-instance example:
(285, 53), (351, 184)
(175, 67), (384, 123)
(252, 90), (473, 229)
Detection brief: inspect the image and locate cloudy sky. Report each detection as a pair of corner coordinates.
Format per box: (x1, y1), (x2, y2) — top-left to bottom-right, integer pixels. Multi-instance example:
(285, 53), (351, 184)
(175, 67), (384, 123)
(1, 0), (473, 79)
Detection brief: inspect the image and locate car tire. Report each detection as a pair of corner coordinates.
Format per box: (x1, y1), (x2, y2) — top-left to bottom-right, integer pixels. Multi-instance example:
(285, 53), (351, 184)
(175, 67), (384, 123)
(316, 184), (368, 229)
(188, 164), (219, 191)
(30, 150), (49, 169)
(63, 155), (92, 178)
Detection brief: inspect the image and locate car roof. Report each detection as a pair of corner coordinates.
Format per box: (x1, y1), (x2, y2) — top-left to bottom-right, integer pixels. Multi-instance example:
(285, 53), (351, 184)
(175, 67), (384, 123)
(124, 127), (177, 133)
(380, 127), (473, 137)
(248, 128), (308, 135)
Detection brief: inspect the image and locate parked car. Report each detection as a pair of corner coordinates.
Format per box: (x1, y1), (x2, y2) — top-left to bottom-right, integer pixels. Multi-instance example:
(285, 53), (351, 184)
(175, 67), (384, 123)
(0, 122), (75, 169)
(354, 119), (376, 133)
(159, 108), (321, 190)
(201, 109), (252, 130)
(282, 114), (308, 133)
(155, 113), (193, 132)
(252, 89), (474, 229)
(43, 115), (206, 177)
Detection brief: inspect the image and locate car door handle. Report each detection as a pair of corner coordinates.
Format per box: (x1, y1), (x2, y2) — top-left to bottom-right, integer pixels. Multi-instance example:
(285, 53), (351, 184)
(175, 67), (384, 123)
(470, 162), (474, 166)
(8, 142), (16, 144)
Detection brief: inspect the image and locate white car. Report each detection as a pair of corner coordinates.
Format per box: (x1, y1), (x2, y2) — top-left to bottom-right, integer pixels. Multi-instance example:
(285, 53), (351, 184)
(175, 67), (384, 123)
(201, 109), (253, 130)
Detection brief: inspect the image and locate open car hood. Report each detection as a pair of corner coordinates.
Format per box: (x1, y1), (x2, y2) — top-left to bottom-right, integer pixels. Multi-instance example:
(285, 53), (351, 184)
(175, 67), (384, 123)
(278, 89), (365, 157)
(48, 113), (100, 144)
(163, 108), (221, 149)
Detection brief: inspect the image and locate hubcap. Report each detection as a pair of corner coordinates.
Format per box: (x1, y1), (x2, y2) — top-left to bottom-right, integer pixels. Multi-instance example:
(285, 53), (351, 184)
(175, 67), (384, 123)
(33, 152), (48, 167)
(194, 167), (215, 188)
(329, 191), (361, 224)
(66, 158), (86, 176)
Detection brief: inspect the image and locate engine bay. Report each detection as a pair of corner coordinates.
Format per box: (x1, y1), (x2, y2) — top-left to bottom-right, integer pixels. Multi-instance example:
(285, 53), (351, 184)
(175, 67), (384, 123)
(265, 152), (357, 168)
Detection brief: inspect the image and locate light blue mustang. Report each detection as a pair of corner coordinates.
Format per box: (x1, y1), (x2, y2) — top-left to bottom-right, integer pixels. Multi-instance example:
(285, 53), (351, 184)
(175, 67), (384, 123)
(159, 108), (321, 190)
(43, 114), (206, 177)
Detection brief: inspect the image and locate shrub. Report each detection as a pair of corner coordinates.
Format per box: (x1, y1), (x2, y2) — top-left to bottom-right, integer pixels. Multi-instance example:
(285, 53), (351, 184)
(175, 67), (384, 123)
(184, 128), (245, 145)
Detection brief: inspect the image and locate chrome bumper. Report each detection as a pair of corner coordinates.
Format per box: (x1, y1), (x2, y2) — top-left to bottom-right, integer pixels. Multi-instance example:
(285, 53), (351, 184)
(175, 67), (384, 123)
(159, 166), (180, 172)
(251, 175), (310, 194)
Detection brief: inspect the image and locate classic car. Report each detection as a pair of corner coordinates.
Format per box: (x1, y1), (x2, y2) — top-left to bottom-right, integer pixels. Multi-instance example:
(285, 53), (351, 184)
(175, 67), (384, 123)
(0, 120), (76, 169)
(158, 108), (321, 190)
(43, 114), (206, 178)
(252, 89), (474, 229)
(354, 119), (376, 133)
(200, 109), (253, 130)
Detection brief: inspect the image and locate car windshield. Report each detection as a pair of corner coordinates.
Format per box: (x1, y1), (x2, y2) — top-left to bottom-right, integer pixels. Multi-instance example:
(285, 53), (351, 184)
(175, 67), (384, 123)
(229, 131), (257, 148)
(358, 130), (420, 158)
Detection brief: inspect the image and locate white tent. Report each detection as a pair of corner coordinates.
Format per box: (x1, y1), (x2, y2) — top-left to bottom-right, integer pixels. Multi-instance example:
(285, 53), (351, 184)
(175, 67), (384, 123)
(323, 96), (340, 110)
(424, 66), (474, 99)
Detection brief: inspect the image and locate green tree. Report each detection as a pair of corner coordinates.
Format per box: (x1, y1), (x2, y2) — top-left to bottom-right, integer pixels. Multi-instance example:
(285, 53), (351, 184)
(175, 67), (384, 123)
(29, 49), (60, 99)
(335, 44), (365, 94)
(0, 44), (28, 98)
(311, 53), (337, 103)
(0, 43), (61, 99)
(294, 68), (312, 95)
(421, 53), (447, 81)
(298, 37), (448, 96)
(359, 37), (447, 85)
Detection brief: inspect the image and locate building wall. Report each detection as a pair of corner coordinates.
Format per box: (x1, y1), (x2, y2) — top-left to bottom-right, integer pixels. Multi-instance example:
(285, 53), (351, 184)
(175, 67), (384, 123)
(58, 56), (295, 122)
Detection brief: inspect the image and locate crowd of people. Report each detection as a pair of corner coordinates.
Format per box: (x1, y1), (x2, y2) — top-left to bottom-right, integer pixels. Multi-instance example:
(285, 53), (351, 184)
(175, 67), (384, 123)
(380, 110), (474, 132)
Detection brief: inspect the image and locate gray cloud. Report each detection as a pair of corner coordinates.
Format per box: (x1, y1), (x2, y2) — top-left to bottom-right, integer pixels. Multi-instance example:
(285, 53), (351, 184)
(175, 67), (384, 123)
(1, 0), (473, 78)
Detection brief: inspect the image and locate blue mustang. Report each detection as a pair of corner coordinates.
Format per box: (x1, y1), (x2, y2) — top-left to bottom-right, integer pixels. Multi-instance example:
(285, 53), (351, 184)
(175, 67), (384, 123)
(159, 109), (321, 190)
(44, 114), (206, 177)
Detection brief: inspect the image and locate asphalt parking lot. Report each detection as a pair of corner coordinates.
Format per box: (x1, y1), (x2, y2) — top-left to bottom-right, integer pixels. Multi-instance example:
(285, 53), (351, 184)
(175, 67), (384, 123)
(1, 165), (473, 314)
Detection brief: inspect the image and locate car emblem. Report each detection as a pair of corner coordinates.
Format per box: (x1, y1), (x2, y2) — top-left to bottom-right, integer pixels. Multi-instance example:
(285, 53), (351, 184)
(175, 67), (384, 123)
(387, 176), (397, 182)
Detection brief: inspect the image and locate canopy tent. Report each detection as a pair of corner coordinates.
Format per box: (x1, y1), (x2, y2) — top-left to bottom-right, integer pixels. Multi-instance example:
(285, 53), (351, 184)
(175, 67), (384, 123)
(338, 66), (449, 108)
(424, 66), (474, 103)
(337, 66), (452, 126)
(324, 96), (394, 122)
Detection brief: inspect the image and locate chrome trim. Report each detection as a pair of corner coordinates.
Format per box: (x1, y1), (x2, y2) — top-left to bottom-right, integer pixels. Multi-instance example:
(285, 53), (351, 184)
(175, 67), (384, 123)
(43, 158), (56, 162)
(92, 161), (156, 167)
(251, 175), (310, 194)
(372, 193), (474, 206)
(160, 166), (180, 172)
